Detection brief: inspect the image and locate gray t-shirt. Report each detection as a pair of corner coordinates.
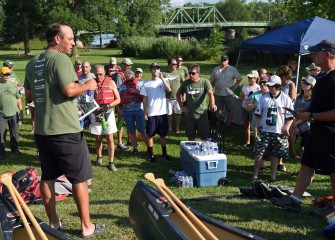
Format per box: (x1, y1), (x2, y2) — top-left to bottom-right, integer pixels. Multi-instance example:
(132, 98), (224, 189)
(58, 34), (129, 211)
(210, 65), (242, 96)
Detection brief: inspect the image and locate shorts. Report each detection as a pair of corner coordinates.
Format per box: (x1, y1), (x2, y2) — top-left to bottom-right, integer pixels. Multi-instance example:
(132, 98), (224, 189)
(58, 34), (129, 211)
(89, 108), (117, 135)
(123, 109), (145, 133)
(253, 131), (289, 158)
(215, 94), (234, 112)
(185, 113), (209, 140)
(167, 99), (182, 115)
(35, 132), (92, 184)
(301, 135), (335, 175)
(241, 107), (253, 122)
(146, 114), (168, 137)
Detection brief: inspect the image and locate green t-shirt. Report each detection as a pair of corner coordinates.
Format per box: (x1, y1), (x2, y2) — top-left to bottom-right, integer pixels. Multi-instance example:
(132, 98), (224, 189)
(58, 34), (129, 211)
(176, 66), (189, 79)
(163, 70), (184, 100)
(24, 51), (81, 135)
(178, 78), (212, 119)
(0, 80), (21, 117)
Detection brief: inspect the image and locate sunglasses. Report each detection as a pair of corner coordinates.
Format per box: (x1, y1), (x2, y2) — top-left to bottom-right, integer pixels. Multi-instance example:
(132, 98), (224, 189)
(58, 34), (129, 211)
(190, 72), (197, 75)
(260, 82), (267, 86)
(177, 59), (183, 61)
(170, 63), (177, 66)
(3, 73), (11, 76)
(221, 58), (228, 61)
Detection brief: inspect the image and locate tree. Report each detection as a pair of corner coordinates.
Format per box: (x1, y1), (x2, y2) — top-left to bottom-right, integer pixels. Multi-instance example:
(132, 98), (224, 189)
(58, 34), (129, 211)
(216, 0), (251, 21)
(201, 25), (224, 61)
(2, 0), (47, 55)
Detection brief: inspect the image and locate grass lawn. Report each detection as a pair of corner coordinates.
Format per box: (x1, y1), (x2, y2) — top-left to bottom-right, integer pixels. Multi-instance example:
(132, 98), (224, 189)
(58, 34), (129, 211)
(0, 48), (331, 239)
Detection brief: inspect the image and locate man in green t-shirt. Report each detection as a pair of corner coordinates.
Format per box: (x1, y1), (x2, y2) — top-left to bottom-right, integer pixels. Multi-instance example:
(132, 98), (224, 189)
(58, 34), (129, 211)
(163, 58), (184, 133)
(24, 23), (106, 238)
(176, 64), (217, 140)
(0, 67), (22, 159)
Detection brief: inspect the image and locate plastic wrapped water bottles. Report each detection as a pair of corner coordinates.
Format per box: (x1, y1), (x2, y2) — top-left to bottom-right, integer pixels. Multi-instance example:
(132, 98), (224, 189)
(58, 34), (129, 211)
(86, 91), (94, 102)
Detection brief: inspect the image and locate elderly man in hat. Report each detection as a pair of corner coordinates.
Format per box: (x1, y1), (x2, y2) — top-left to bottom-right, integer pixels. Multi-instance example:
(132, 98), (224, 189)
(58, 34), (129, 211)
(210, 55), (242, 128)
(306, 62), (322, 78)
(271, 40), (335, 217)
(0, 67), (22, 159)
(105, 57), (121, 77)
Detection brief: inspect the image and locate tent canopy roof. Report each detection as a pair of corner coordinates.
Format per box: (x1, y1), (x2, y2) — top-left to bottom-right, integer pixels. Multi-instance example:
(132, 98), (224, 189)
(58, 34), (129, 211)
(241, 16), (335, 54)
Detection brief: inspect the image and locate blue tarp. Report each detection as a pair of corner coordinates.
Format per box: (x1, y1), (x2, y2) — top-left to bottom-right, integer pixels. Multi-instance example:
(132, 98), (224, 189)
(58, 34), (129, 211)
(241, 16), (335, 54)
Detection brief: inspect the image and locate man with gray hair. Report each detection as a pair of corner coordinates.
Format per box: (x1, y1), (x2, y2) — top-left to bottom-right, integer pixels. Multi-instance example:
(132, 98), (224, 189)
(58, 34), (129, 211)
(271, 40), (335, 218)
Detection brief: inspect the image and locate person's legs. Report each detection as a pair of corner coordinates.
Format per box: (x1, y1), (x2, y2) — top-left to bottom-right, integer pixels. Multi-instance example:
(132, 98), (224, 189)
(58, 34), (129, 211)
(252, 155), (263, 180)
(168, 115), (173, 131)
(290, 165), (314, 198)
(0, 116), (8, 156)
(95, 135), (103, 158)
(30, 106), (35, 132)
(167, 99), (173, 131)
(175, 114), (181, 132)
(244, 119), (250, 145)
(196, 113), (209, 140)
(173, 100), (182, 133)
(106, 134), (115, 163)
(40, 180), (59, 228)
(72, 182), (95, 236)
(270, 156), (279, 181)
(185, 114), (196, 141)
(9, 115), (19, 152)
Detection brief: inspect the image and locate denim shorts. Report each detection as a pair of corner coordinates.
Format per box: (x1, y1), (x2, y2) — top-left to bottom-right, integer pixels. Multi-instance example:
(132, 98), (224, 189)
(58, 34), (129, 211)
(123, 109), (145, 132)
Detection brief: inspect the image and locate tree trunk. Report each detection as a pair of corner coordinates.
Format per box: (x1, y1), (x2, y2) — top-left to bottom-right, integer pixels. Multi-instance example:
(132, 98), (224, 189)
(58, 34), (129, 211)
(100, 31), (103, 48)
(22, 12), (31, 56)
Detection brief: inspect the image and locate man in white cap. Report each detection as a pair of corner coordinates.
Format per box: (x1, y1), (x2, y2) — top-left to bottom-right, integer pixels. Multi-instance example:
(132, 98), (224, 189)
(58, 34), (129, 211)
(271, 39), (335, 217)
(252, 75), (294, 182)
(0, 67), (23, 159)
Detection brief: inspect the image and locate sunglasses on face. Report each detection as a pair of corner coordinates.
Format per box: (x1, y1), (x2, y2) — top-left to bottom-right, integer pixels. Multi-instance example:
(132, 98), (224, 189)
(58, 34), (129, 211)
(190, 72), (197, 75)
(3, 73), (11, 76)
(221, 58), (228, 61)
(260, 82), (267, 86)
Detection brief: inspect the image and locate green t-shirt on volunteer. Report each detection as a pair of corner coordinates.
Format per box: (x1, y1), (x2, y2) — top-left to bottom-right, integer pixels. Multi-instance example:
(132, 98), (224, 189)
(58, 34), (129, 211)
(163, 70), (184, 100)
(176, 66), (189, 79)
(178, 78), (212, 119)
(0, 80), (21, 117)
(24, 51), (81, 135)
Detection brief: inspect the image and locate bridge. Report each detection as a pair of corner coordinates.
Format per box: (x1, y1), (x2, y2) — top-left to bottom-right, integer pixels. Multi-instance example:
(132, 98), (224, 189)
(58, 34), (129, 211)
(158, 6), (270, 34)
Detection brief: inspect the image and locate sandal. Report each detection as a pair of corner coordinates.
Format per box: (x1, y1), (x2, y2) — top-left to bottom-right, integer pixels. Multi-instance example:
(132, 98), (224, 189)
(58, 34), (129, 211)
(277, 164), (287, 172)
(259, 167), (266, 173)
(293, 155), (301, 160)
(243, 143), (251, 148)
(81, 223), (106, 239)
(55, 219), (67, 231)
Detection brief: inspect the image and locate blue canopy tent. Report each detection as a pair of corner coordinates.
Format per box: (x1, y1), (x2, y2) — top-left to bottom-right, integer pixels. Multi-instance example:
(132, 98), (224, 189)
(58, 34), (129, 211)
(238, 16), (335, 88)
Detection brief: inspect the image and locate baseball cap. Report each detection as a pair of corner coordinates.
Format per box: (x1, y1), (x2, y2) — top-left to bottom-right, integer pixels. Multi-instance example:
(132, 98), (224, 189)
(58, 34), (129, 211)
(221, 55), (229, 61)
(0, 67), (11, 75)
(266, 75), (281, 86)
(122, 58), (133, 65)
(135, 68), (143, 73)
(247, 70), (259, 78)
(110, 57), (117, 64)
(302, 75), (316, 87)
(75, 60), (82, 65)
(3, 60), (14, 68)
(305, 63), (321, 71)
(150, 63), (160, 69)
(308, 39), (335, 54)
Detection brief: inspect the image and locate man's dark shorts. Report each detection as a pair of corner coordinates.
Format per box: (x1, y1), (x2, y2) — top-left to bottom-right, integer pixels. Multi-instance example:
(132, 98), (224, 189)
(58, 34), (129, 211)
(185, 113), (209, 140)
(146, 114), (168, 138)
(35, 132), (92, 184)
(301, 135), (335, 175)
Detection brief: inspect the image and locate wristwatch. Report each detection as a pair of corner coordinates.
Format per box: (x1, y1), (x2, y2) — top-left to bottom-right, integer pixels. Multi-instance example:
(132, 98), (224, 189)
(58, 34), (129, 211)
(310, 112), (315, 122)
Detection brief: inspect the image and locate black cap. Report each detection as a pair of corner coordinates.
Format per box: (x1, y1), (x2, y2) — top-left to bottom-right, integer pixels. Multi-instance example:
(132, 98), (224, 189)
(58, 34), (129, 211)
(150, 63), (160, 69)
(221, 55), (229, 61)
(309, 39), (335, 54)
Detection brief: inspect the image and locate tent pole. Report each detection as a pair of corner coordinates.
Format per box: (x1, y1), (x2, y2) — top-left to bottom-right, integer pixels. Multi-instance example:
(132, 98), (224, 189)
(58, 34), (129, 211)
(296, 54), (301, 94)
(236, 50), (242, 69)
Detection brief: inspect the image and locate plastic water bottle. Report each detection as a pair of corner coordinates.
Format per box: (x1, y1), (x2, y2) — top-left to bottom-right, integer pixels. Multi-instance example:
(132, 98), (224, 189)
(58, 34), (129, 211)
(194, 146), (200, 156)
(209, 142), (214, 155)
(117, 116), (124, 130)
(189, 176), (193, 187)
(101, 116), (107, 130)
(86, 91), (94, 102)
(295, 136), (302, 151)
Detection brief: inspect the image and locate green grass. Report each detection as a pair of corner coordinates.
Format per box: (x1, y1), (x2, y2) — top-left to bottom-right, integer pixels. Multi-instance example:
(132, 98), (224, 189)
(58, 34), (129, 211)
(0, 48), (330, 240)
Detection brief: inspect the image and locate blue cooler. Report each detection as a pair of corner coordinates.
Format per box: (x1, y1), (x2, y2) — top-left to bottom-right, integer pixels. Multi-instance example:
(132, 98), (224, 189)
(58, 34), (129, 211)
(180, 141), (227, 187)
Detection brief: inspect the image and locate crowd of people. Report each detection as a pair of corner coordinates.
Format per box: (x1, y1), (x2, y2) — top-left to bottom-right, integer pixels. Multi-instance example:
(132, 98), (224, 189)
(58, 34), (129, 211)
(1, 21), (334, 237)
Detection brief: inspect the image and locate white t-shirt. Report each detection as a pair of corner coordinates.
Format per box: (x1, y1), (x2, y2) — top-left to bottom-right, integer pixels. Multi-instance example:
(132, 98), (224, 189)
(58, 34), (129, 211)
(78, 73), (95, 85)
(140, 78), (169, 117)
(255, 91), (293, 134)
(241, 84), (261, 108)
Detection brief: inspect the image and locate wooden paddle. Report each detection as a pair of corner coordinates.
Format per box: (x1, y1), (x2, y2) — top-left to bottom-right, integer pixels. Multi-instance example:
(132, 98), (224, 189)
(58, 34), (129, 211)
(0, 173), (48, 240)
(156, 178), (219, 240)
(144, 173), (206, 240)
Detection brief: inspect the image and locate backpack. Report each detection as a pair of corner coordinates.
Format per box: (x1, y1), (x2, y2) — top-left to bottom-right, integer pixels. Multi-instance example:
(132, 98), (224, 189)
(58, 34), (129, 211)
(0, 168), (40, 204)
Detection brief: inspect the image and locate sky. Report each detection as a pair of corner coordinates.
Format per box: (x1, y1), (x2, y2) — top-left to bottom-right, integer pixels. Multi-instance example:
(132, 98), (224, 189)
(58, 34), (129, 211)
(170, 0), (266, 7)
